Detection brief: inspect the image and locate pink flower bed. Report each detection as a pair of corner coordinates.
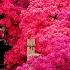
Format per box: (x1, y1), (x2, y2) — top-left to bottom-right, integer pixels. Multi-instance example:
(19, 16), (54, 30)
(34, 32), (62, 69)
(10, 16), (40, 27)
(0, 0), (70, 70)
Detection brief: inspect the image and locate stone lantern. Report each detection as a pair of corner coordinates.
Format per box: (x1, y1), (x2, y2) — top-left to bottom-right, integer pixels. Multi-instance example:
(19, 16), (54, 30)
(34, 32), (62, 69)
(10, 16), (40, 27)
(0, 39), (12, 69)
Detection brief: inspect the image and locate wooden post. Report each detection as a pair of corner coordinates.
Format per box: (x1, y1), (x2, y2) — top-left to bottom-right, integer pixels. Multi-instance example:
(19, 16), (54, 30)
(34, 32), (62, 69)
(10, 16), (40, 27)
(27, 38), (40, 60)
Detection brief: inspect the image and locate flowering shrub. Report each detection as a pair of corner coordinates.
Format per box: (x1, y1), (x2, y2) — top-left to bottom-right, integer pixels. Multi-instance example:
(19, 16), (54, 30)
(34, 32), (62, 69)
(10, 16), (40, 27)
(16, 49), (70, 70)
(16, 36), (70, 70)
(0, 0), (70, 70)
(0, 2), (26, 70)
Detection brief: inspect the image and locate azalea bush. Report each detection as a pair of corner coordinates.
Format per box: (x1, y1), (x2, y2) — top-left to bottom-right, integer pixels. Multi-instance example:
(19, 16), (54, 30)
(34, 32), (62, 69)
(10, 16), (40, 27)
(0, 0), (70, 70)
(16, 36), (70, 70)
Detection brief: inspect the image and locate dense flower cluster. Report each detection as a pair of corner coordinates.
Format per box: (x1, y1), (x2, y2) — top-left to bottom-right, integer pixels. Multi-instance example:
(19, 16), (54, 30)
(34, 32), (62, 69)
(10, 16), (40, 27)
(0, 0), (27, 69)
(16, 36), (70, 70)
(0, 0), (70, 70)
